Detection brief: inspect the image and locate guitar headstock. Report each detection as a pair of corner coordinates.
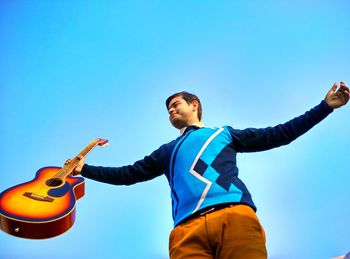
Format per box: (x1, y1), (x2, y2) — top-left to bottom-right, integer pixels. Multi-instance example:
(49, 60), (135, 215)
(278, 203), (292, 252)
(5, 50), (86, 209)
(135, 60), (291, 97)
(96, 138), (109, 147)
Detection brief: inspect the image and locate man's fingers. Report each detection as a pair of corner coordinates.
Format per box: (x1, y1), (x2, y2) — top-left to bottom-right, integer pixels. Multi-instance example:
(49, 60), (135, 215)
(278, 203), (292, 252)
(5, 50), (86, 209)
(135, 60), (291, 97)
(64, 159), (71, 165)
(337, 85), (349, 95)
(341, 85), (349, 93)
(65, 156), (83, 165)
(338, 82), (348, 93)
(331, 82), (338, 92)
(327, 82), (338, 97)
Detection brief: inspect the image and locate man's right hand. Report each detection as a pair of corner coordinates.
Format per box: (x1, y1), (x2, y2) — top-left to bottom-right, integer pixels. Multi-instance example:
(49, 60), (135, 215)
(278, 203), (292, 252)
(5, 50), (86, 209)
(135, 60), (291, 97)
(65, 155), (85, 176)
(73, 155), (85, 175)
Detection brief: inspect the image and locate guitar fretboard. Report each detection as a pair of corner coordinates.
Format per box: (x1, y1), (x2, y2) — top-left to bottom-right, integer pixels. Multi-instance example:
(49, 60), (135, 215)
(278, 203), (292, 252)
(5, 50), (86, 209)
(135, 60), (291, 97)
(54, 139), (106, 179)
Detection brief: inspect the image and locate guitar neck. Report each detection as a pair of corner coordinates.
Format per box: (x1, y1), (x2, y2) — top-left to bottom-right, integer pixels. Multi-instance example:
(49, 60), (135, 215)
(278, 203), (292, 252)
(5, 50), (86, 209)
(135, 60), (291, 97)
(58, 139), (108, 178)
(77, 140), (101, 158)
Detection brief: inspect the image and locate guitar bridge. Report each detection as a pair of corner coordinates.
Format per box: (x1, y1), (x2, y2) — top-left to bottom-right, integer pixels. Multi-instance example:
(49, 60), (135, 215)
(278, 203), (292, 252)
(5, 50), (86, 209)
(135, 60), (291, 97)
(23, 192), (54, 202)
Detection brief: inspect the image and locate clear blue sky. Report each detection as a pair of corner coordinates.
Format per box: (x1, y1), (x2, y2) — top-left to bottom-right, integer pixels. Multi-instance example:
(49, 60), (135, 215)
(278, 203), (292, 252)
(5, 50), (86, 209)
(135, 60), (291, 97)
(1, 1), (349, 258)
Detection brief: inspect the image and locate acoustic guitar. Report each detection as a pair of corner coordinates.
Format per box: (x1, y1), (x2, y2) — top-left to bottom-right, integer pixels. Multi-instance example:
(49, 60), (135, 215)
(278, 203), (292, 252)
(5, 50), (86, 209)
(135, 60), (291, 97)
(0, 138), (108, 239)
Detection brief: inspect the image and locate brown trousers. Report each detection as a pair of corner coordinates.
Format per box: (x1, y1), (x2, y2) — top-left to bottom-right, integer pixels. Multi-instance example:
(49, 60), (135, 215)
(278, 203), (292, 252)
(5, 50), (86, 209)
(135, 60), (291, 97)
(169, 205), (267, 259)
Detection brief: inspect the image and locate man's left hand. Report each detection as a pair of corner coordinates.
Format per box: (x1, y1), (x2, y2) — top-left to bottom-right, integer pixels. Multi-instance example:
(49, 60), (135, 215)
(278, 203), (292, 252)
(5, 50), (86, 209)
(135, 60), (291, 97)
(325, 81), (350, 109)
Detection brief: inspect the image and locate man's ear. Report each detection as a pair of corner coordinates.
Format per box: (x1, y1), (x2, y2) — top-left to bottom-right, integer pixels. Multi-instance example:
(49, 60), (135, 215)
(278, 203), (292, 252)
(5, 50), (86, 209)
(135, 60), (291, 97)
(191, 100), (199, 112)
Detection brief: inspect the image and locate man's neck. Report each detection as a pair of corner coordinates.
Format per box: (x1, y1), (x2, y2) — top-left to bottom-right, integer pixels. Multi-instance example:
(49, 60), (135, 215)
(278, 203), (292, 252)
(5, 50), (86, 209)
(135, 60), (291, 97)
(180, 122), (204, 135)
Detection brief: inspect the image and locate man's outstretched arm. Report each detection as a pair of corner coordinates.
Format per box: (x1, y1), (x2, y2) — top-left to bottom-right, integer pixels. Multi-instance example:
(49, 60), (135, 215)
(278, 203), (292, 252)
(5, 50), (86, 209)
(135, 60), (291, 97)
(68, 143), (172, 185)
(230, 81), (349, 152)
(69, 151), (164, 185)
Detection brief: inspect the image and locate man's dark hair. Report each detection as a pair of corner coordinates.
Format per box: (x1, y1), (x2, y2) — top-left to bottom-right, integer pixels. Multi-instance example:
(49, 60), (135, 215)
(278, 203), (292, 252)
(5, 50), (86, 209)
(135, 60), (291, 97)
(166, 91), (202, 121)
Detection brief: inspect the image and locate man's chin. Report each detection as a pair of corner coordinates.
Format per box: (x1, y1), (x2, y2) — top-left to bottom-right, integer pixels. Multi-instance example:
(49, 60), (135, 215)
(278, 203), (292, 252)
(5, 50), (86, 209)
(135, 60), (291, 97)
(170, 119), (185, 130)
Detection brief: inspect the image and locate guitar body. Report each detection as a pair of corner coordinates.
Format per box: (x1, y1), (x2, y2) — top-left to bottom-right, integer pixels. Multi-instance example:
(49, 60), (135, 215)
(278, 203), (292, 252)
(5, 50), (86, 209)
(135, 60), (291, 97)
(0, 166), (84, 239)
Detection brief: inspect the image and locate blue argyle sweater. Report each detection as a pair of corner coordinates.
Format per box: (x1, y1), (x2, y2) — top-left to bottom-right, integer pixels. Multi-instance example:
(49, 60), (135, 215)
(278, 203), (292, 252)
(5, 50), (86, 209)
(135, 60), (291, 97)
(81, 101), (333, 226)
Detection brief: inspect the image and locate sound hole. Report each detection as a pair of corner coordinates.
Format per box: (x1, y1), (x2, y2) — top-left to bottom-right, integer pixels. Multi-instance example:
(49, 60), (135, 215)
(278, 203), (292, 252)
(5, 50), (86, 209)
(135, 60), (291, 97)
(46, 178), (63, 187)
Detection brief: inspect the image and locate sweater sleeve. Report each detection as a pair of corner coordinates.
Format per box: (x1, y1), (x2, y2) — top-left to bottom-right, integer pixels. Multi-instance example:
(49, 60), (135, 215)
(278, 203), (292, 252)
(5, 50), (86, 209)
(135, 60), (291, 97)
(81, 146), (167, 185)
(229, 100), (334, 152)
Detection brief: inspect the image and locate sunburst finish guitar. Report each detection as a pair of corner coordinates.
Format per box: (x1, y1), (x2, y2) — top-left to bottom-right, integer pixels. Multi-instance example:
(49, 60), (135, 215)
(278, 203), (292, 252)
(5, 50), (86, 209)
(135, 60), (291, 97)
(0, 138), (108, 239)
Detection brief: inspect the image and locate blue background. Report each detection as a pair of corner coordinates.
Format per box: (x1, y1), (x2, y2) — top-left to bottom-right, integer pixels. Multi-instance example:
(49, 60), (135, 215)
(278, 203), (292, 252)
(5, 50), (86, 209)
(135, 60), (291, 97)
(1, 1), (349, 258)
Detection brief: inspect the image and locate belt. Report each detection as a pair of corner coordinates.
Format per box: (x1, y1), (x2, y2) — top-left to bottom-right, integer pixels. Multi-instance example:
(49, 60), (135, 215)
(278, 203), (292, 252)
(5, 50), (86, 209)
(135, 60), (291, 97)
(198, 203), (236, 216)
(180, 203), (239, 224)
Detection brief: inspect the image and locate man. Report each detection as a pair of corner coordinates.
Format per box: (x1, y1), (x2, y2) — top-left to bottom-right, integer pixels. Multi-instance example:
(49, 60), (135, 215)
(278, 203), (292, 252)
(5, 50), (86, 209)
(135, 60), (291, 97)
(72, 82), (349, 259)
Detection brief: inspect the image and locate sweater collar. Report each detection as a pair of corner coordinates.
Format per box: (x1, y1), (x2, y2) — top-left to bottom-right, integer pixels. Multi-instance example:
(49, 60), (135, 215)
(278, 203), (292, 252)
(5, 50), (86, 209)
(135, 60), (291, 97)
(180, 122), (204, 135)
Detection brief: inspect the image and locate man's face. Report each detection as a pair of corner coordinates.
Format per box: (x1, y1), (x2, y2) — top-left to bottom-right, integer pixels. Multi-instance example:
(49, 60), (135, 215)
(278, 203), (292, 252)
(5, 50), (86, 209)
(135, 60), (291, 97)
(167, 96), (199, 129)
